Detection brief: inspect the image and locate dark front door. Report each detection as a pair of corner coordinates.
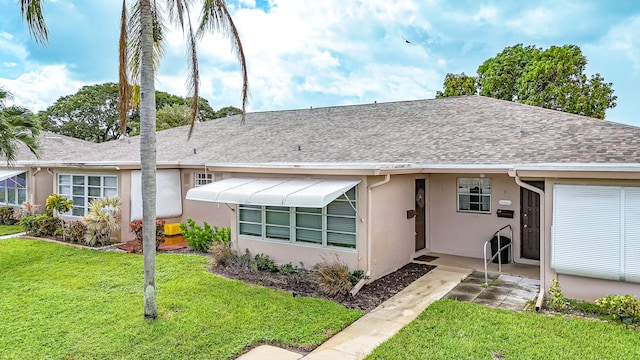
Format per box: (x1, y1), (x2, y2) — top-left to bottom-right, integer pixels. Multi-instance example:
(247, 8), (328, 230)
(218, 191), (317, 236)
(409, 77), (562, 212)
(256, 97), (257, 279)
(415, 179), (426, 251)
(520, 181), (543, 260)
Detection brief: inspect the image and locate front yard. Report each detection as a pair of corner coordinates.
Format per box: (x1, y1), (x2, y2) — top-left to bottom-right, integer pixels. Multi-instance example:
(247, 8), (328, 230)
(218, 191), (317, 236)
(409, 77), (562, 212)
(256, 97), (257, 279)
(0, 239), (362, 359)
(367, 299), (640, 359)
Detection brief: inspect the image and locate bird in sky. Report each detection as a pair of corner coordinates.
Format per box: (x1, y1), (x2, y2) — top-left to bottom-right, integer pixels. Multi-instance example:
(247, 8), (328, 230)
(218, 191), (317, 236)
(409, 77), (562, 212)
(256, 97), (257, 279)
(401, 36), (414, 45)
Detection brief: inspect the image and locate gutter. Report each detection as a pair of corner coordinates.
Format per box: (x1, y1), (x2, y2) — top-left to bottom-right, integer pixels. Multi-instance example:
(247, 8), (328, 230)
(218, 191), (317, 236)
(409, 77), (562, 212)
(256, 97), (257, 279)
(350, 174), (391, 296)
(510, 169), (546, 312)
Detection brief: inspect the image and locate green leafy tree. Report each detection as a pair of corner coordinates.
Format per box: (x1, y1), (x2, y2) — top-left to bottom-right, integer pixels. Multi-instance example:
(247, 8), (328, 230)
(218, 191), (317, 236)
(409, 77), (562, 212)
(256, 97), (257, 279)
(438, 44), (617, 119)
(39, 83), (122, 143)
(214, 105), (242, 118)
(156, 103), (191, 130)
(0, 87), (40, 164)
(436, 73), (477, 98)
(20, 0), (248, 319)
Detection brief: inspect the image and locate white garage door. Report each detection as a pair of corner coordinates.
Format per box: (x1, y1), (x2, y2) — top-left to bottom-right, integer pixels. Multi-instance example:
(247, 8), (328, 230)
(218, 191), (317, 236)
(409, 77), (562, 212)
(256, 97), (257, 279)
(552, 185), (640, 283)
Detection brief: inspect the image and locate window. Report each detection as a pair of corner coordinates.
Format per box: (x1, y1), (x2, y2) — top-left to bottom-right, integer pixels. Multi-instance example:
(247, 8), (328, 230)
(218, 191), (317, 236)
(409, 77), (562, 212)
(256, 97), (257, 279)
(458, 178), (491, 213)
(0, 173), (27, 206)
(58, 174), (118, 216)
(195, 173), (213, 186)
(238, 187), (357, 249)
(552, 185), (640, 283)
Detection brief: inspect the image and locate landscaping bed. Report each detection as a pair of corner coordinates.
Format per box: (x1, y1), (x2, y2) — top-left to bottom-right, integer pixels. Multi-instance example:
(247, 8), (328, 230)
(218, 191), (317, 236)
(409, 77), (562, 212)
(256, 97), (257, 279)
(212, 260), (436, 313)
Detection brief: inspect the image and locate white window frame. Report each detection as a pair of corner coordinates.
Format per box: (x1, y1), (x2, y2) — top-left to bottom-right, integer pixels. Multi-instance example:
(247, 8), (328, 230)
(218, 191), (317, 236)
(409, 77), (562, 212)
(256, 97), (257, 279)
(0, 173), (27, 206)
(457, 177), (491, 213)
(237, 186), (358, 249)
(57, 173), (118, 217)
(195, 172), (213, 187)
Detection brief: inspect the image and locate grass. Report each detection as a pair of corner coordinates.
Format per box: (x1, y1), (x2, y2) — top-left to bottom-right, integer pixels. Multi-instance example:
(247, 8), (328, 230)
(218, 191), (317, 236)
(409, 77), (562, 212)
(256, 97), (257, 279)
(0, 238), (363, 360)
(0, 224), (24, 236)
(367, 300), (640, 360)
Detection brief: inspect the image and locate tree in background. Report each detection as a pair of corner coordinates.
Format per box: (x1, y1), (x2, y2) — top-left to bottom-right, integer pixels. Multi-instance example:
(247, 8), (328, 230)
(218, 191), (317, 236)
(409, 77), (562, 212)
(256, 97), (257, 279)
(438, 44), (617, 119)
(0, 86), (40, 164)
(435, 73), (477, 98)
(39, 83), (121, 143)
(39, 84), (240, 140)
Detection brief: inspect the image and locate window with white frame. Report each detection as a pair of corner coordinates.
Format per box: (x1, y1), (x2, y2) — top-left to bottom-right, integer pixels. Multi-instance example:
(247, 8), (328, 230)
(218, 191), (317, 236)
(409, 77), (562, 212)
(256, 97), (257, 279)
(0, 173), (27, 206)
(195, 173), (213, 186)
(457, 178), (491, 213)
(238, 186), (357, 249)
(58, 174), (118, 216)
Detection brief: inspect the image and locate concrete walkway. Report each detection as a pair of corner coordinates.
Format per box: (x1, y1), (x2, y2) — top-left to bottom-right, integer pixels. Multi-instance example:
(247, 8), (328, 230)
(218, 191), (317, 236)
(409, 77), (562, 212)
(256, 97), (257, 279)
(238, 265), (471, 360)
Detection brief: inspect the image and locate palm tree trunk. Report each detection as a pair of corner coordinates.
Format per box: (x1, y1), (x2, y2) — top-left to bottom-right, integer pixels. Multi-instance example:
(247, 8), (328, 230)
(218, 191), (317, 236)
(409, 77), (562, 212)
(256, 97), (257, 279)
(139, 0), (158, 319)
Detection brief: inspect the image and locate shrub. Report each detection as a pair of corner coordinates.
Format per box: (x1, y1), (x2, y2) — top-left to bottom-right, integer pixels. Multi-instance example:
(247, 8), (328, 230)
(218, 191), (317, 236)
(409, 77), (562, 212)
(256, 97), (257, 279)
(209, 241), (232, 266)
(227, 248), (253, 269)
(64, 221), (87, 244)
(180, 218), (214, 252)
(21, 214), (61, 237)
(129, 219), (166, 252)
(596, 294), (640, 324)
(253, 253), (277, 272)
(83, 197), (121, 247)
(279, 262), (309, 284)
(45, 194), (73, 216)
(316, 259), (353, 297)
(14, 201), (39, 222)
(348, 269), (369, 286)
(547, 279), (568, 311)
(213, 225), (231, 245)
(0, 206), (17, 225)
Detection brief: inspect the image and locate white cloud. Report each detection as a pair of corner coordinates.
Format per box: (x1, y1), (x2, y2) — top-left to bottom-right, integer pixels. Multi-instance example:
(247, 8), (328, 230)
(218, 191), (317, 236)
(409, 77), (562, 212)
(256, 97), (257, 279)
(601, 15), (640, 73)
(0, 31), (29, 60)
(3, 62), (17, 68)
(0, 65), (84, 112)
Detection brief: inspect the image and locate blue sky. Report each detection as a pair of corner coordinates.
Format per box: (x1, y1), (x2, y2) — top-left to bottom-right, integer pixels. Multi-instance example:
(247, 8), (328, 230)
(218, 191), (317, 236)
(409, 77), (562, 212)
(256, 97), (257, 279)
(1, 0), (639, 126)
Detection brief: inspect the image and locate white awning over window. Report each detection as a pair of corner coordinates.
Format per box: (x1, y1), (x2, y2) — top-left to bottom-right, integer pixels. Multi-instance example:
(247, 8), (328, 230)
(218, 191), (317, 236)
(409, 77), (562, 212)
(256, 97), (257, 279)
(186, 177), (360, 208)
(0, 169), (26, 183)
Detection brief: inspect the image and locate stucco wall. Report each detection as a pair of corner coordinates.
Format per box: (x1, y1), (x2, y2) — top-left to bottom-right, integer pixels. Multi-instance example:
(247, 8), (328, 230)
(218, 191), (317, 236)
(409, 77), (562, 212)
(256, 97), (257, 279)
(542, 177), (640, 301)
(31, 168), (54, 208)
(179, 169), (233, 228)
(368, 174), (418, 279)
(429, 173), (521, 259)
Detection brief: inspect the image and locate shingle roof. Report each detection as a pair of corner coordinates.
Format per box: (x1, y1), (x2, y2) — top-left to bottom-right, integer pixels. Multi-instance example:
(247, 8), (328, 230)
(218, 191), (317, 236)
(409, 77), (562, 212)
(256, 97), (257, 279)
(18, 96), (640, 167)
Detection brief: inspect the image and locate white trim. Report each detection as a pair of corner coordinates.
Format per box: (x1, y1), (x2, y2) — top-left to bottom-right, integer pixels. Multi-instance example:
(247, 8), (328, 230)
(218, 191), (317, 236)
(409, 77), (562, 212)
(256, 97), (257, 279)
(0, 169), (27, 182)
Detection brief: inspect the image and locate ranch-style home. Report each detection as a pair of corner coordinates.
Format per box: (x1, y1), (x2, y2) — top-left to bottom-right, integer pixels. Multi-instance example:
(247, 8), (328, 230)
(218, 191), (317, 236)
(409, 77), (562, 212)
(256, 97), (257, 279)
(3, 95), (640, 301)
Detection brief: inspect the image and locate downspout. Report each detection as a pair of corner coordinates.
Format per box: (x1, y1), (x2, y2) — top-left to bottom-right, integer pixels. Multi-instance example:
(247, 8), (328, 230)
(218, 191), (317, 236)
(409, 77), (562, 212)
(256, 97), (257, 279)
(30, 167), (41, 203)
(511, 170), (546, 312)
(350, 174), (391, 296)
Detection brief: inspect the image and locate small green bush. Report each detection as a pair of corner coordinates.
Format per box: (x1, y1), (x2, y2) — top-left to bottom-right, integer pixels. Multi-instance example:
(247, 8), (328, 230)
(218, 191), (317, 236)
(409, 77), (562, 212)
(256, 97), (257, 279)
(253, 253), (277, 272)
(316, 259), (353, 297)
(0, 206), (17, 225)
(180, 218), (214, 252)
(596, 294), (640, 324)
(21, 214), (62, 237)
(45, 194), (73, 216)
(279, 262), (309, 284)
(129, 219), (166, 252)
(348, 269), (369, 286)
(64, 221), (87, 244)
(547, 279), (568, 311)
(227, 248), (253, 268)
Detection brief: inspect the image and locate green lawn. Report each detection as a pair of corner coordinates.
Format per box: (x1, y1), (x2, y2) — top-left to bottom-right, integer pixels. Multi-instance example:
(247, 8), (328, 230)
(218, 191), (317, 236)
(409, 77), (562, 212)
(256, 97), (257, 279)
(367, 299), (640, 360)
(0, 239), (362, 360)
(0, 224), (24, 236)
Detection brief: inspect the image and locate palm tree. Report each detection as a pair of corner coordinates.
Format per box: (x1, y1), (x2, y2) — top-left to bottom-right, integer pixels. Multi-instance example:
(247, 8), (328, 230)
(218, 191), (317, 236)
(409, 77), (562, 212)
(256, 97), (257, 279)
(19, 0), (248, 319)
(0, 87), (40, 164)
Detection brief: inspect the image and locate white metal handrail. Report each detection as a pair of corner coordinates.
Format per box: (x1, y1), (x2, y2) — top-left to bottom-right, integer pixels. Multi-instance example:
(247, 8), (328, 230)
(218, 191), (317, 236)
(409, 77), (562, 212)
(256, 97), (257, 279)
(483, 224), (513, 285)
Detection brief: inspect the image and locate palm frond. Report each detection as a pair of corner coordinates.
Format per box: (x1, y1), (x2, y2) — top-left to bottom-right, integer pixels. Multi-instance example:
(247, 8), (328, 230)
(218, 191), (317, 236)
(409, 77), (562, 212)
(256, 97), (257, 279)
(118, 0), (132, 135)
(20, 0), (49, 45)
(198, 0), (248, 124)
(128, 0), (166, 85)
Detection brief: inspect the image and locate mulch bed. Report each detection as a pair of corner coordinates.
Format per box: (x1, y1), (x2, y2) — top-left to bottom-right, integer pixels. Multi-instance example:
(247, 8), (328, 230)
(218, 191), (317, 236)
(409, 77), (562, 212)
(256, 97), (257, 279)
(212, 261), (436, 313)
